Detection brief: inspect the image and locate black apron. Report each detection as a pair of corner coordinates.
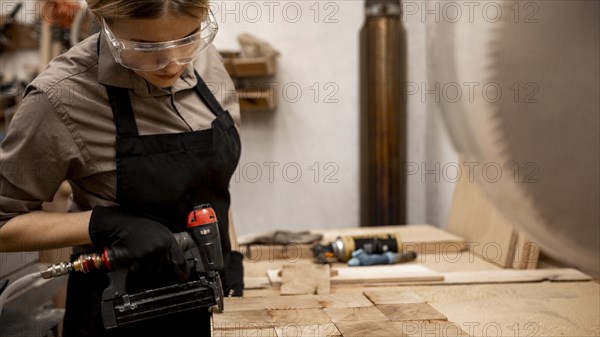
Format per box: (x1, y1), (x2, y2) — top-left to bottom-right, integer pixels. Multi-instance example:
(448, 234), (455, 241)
(62, 71), (241, 337)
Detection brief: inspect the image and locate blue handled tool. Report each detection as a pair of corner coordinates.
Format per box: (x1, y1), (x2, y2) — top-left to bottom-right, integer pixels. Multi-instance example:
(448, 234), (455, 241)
(347, 248), (417, 266)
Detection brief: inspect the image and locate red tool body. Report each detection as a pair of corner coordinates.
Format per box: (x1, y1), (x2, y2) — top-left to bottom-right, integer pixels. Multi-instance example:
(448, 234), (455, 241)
(186, 204), (224, 271)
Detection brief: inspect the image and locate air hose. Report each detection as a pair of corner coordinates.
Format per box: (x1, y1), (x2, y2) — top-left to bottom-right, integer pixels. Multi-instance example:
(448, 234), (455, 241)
(0, 272), (43, 319)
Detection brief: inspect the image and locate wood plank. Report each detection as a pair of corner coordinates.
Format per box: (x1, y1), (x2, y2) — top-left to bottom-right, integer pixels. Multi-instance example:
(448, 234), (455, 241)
(243, 260), (288, 278)
(316, 293), (374, 308)
(263, 295), (323, 310)
(416, 251), (502, 273)
(377, 303), (448, 321)
(244, 288), (282, 298)
(351, 268), (592, 286)
(223, 56), (277, 77)
(280, 263), (330, 295)
(363, 289), (425, 305)
(400, 281), (599, 336)
(214, 328), (277, 337)
(268, 265), (443, 286)
(525, 241), (541, 269)
(324, 306), (389, 322)
(512, 230), (541, 269)
(441, 268), (591, 284)
(332, 265), (444, 284)
(275, 323), (341, 337)
(270, 267), (589, 287)
(335, 321), (405, 337)
(325, 268), (591, 286)
(212, 310), (274, 330)
(267, 308), (331, 325)
(223, 297), (268, 312)
(392, 321), (469, 337)
(446, 168), (518, 268)
(512, 230), (528, 269)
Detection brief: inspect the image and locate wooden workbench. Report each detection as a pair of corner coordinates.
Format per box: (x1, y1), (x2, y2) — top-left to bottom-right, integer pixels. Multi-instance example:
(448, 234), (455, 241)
(215, 226), (599, 336)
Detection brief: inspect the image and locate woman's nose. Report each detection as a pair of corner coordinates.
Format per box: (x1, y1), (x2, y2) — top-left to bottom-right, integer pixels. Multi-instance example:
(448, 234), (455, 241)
(162, 61), (180, 73)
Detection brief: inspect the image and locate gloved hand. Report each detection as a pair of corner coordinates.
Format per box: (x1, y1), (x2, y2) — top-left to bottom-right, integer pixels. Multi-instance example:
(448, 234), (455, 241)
(89, 206), (189, 282)
(221, 251), (244, 297)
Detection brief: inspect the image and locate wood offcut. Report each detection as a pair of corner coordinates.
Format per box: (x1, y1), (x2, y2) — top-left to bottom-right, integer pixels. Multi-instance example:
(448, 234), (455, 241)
(363, 289), (425, 305)
(280, 263), (331, 295)
(377, 303), (448, 322)
(324, 306), (389, 323)
(268, 264), (443, 286)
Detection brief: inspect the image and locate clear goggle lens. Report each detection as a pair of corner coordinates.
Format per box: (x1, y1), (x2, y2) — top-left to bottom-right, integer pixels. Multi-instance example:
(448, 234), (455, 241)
(102, 10), (218, 71)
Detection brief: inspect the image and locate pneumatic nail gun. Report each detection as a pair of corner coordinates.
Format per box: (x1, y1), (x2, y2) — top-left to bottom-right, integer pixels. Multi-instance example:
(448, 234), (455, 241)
(41, 204), (225, 329)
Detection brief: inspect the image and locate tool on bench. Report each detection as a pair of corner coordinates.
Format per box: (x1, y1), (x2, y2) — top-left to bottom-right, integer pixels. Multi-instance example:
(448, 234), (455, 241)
(39, 204), (225, 329)
(311, 233), (408, 264)
(347, 248), (417, 266)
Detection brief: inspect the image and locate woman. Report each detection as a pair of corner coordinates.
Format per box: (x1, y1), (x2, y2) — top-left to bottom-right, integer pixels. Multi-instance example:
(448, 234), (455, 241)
(0, 0), (241, 335)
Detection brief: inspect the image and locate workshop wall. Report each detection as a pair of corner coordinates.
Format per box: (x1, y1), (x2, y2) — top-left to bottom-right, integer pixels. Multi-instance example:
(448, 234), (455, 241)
(0, 1), (458, 237)
(211, 1), (457, 236)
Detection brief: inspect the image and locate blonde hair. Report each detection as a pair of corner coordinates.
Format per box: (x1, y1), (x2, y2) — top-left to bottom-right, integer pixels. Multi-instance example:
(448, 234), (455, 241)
(86, 0), (209, 22)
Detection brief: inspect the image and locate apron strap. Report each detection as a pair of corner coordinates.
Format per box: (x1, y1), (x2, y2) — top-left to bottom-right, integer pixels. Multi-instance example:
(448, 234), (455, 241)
(194, 71), (234, 130)
(99, 33), (138, 137)
(105, 85), (140, 137)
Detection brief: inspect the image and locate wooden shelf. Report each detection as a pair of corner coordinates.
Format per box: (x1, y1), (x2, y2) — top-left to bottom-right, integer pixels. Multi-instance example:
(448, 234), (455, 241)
(223, 55), (277, 78)
(220, 52), (279, 113)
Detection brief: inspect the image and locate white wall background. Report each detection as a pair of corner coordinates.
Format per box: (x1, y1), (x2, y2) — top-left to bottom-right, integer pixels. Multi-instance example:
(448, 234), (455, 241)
(210, 0), (458, 237)
(0, 1), (459, 238)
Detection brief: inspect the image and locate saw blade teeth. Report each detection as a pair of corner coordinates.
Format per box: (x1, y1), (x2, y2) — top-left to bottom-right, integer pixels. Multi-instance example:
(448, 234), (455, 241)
(429, 0), (599, 272)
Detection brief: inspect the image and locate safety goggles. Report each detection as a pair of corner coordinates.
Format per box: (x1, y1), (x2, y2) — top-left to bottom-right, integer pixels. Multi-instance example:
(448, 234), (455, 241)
(101, 10), (218, 71)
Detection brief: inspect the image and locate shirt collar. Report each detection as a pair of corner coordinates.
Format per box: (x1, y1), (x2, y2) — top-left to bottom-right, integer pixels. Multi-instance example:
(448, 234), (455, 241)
(96, 32), (198, 97)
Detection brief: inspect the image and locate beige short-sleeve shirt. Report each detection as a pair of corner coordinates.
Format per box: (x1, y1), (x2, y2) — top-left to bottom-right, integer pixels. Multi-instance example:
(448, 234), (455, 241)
(0, 33), (240, 226)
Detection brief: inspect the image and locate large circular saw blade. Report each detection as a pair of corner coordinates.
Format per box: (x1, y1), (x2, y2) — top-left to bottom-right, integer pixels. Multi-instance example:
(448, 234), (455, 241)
(429, 0), (599, 274)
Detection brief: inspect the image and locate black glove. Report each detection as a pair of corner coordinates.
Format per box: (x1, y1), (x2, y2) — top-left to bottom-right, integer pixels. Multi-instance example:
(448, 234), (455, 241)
(89, 206), (189, 282)
(221, 250), (244, 297)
